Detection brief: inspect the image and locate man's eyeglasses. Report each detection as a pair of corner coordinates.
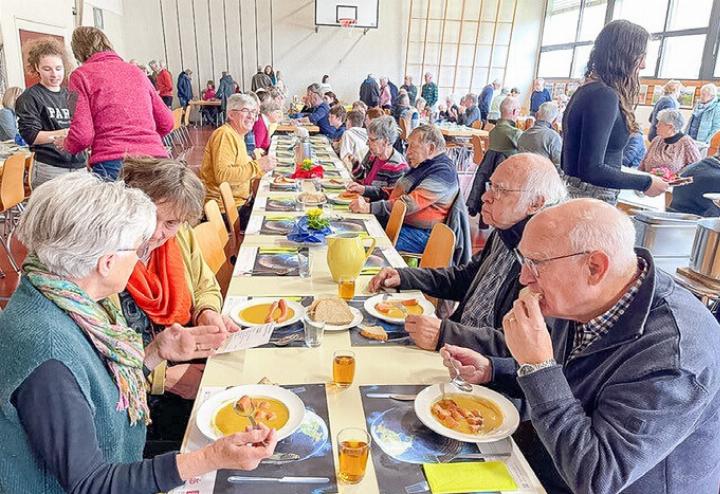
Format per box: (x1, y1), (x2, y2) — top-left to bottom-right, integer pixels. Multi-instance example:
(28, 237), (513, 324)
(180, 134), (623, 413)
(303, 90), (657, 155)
(230, 108), (259, 118)
(485, 181), (526, 197)
(514, 248), (589, 278)
(118, 240), (151, 260)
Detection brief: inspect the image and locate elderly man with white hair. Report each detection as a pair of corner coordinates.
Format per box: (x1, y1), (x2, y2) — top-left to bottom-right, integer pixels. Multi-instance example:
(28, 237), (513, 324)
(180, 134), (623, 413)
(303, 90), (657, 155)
(529, 77), (551, 116)
(0, 174), (277, 493)
(640, 108), (701, 175)
(687, 82), (720, 143)
(489, 96), (522, 155)
(457, 93), (481, 128)
(200, 93), (276, 212)
(443, 198), (720, 494)
(369, 153), (566, 351)
(517, 101), (562, 165)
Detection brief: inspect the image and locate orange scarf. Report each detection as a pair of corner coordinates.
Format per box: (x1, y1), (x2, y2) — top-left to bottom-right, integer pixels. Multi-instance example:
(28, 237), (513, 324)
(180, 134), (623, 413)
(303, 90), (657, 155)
(126, 238), (193, 326)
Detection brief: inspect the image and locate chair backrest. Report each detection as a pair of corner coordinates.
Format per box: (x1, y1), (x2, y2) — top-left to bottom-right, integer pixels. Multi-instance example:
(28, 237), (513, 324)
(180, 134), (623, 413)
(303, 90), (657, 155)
(204, 199), (230, 247)
(1, 152), (28, 211)
(193, 221), (227, 274)
(172, 108), (183, 130)
(471, 135), (486, 165)
(483, 122), (495, 132)
(419, 223), (456, 269)
(384, 200), (407, 247)
(709, 130), (720, 157)
(398, 117), (409, 141)
(24, 152), (35, 195)
(471, 120), (482, 129)
(219, 181), (239, 235)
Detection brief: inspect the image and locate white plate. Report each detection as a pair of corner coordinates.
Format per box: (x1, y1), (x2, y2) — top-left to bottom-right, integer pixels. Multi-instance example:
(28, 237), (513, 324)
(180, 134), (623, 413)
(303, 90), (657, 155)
(364, 293), (435, 324)
(414, 384), (520, 443)
(230, 298), (305, 328)
(307, 306), (363, 331)
(329, 194), (354, 205)
(196, 385), (305, 441)
(297, 193), (327, 206)
(703, 193), (720, 205)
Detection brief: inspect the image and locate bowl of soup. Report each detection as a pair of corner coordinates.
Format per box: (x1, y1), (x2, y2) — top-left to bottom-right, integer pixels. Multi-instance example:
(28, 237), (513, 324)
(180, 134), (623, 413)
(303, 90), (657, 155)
(414, 384), (519, 443)
(196, 384), (305, 441)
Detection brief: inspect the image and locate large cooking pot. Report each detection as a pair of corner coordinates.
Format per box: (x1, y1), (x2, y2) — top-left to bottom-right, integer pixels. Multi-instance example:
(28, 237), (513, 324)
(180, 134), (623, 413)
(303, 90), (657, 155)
(690, 218), (720, 280)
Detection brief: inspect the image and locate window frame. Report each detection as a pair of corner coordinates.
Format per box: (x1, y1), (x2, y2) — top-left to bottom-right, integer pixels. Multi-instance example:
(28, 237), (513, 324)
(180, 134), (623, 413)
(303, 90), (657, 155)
(536, 0), (720, 81)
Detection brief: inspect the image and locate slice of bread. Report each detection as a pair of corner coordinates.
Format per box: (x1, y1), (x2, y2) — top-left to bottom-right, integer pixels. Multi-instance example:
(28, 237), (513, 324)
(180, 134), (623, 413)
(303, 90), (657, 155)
(307, 297), (354, 325)
(360, 325), (388, 341)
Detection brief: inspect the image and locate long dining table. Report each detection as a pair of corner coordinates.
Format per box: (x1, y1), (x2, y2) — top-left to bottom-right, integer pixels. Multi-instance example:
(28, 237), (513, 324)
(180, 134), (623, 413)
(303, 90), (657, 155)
(172, 134), (546, 494)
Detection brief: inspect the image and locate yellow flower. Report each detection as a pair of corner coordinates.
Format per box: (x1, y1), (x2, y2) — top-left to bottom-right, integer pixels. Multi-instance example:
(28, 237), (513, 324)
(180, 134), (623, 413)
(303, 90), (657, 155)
(306, 208), (322, 218)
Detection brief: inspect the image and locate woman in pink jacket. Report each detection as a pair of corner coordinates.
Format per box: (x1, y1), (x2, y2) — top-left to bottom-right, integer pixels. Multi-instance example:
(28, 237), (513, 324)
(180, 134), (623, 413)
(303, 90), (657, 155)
(60, 27), (174, 181)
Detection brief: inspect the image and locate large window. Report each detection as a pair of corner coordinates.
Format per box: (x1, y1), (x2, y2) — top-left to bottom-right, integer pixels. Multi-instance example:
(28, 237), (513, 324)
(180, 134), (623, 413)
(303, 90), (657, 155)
(405, 0), (518, 101)
(538, 0), (720, 80)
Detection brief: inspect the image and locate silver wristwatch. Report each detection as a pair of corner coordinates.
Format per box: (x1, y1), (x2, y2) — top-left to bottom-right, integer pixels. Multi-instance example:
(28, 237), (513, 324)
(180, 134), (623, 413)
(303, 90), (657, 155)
(517, 359), (557, 377)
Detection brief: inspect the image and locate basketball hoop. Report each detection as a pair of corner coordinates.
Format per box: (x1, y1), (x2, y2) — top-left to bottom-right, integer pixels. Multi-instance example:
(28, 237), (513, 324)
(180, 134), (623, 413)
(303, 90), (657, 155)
(339, 17), (357, 37)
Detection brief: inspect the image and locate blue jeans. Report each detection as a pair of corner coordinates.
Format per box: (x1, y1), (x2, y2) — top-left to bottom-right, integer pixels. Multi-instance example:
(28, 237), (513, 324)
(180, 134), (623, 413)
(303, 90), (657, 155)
(92, 159), (124, 181)
(395, 225), (432, 254)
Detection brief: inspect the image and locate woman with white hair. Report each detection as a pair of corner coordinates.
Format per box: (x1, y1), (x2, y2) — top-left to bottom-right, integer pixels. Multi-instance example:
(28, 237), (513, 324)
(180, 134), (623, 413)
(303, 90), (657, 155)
(640, 108), (701, 175)
(687, 83), (720, 143)
(648, 79), (681, 141)
(199, 93), (276, 212)
(352, 116), (408, 187)
(0, 174), (276, 493)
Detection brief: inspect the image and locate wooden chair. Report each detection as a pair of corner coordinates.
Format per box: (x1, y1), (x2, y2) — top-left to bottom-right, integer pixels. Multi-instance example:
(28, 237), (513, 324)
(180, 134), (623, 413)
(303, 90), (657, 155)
(471, 120), (483, 129)
(483, 122), (495, 132)
(384, 201), (407, 247)
(708, 130), (720, 157)
(398, 117), (409, 141)
(22, 152), (35, 197)
(471, 135), (486, 166)
(193, 221), (232, 296)
(219, 182), (240, 240)
(419, 223), (456, 269)
(204, 199), (229, 249)
(0, 153), (28, 274)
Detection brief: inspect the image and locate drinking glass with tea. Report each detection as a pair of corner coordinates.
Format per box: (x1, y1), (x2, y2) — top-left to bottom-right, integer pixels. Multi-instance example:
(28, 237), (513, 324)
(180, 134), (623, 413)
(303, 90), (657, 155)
(333, 350), (356, 387)
(337, 276), (356, 301)
(337, 427), (371, 484)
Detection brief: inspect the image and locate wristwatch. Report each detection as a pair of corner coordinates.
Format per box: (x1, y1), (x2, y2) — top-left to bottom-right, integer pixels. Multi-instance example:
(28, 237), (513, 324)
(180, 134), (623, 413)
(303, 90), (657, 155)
(517, 359), (557, 377)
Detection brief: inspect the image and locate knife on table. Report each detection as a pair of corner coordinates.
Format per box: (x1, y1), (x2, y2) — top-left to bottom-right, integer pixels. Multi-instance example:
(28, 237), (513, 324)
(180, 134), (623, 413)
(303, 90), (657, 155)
(366, 393), (417, 401)
(227, 476), (330, 484)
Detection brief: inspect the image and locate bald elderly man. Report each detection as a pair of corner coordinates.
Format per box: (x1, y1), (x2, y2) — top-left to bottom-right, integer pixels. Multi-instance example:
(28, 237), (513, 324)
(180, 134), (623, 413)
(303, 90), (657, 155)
(369, 153), (566, 356)
(444, 199), (720, 494)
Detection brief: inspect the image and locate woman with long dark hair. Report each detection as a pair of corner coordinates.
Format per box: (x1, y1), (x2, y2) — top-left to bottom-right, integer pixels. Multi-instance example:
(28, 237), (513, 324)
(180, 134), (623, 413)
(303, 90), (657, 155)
(561, 20), (668, 204)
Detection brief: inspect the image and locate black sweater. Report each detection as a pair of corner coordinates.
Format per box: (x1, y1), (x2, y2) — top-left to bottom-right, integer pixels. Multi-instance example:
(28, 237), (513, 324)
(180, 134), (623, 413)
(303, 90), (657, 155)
(561, 81), (650, 191)
(15, 84), (86, 168)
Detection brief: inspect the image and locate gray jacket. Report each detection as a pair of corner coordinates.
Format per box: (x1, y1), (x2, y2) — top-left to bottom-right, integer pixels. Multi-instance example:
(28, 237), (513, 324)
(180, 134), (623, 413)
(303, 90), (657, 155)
(517, 120), (562, 165)
(501, 249), (720, 493)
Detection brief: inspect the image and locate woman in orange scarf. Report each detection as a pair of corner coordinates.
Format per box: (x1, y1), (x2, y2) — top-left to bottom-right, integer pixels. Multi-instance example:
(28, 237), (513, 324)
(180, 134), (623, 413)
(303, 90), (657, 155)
(118, 156), (239, 454)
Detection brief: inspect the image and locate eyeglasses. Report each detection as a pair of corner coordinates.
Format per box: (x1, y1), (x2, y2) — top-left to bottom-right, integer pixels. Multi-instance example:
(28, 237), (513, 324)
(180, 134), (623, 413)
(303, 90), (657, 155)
(485, 181), (526, 197)
(118, 240), (151, 260)
(514, 248), (589, 278)
(230, 108), (259, 117)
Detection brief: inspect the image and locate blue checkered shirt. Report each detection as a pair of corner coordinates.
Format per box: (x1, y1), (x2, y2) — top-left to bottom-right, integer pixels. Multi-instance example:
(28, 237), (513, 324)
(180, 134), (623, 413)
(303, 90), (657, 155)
(569, 258), (648, 359)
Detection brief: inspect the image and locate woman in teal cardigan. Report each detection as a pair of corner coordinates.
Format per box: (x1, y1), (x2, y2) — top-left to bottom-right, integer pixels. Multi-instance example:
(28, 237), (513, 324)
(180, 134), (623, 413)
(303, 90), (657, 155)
(0, 174), (276, 493)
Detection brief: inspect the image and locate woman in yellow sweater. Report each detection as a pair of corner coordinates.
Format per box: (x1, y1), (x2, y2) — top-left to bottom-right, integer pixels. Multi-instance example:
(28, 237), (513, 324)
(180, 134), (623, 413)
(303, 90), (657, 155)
(117, 156), (239, 454)
(200, 93), (276, 212)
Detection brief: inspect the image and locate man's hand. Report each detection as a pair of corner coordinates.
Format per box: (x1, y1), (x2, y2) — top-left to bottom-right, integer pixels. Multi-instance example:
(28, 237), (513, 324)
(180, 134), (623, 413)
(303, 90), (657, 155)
(197, 309), (241, 333)
(207, 425), (278, 470)
(405, 315), (441, 350)
(502, 293), (553, 365)
(346, 182), (366, 195)
(258, 154), (277, 173)
(165, 363), (205, 399)
(440, 344), (492, 384)
(349, 198), (370, 214)
(368, 267), (401, 292)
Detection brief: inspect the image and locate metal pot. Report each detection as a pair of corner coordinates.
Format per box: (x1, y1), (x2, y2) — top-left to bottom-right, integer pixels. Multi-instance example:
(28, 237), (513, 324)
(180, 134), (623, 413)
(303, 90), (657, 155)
(690, 218), (720, 280)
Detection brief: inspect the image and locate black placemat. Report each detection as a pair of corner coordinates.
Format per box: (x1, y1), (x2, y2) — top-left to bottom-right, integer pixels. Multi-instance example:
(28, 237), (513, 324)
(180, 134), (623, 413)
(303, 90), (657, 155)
(348, 296), (413, 347)
(328, 218), (369, 235)
(253, 296), (312, 349)
(359, 385), (486, 494)
(213, 384), (337, 494)
(259, 217), (296, 236)
(251, 247), (307, 276)
(265, 196), (298, 212)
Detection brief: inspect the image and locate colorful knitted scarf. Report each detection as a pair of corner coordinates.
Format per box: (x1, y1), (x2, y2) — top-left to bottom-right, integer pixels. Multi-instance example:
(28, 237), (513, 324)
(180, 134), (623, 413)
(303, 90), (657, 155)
(23, 255), (150, 425)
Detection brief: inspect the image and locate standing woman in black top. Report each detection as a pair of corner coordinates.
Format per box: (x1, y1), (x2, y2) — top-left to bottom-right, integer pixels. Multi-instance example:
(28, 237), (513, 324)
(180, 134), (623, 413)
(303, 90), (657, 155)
(15, 38), (87, 189)
(561, 20), (668, 204)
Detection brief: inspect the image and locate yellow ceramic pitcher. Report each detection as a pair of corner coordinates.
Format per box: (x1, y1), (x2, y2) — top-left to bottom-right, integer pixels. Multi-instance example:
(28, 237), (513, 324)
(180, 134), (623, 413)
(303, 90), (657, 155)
(326, 233), (377, 282)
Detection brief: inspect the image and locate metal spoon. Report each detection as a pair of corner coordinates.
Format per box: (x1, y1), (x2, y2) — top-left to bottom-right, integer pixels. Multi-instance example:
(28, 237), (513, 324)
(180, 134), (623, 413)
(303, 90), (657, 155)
(270, 333), (303, 346)
(238, 267), (293, 276)
(232, 398), (258, 427)
(448, 358), (473, 393)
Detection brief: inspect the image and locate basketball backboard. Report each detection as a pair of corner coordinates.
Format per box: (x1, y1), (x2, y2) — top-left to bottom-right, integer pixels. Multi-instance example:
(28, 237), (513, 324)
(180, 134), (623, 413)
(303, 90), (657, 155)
(314, 0), (379, 29)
